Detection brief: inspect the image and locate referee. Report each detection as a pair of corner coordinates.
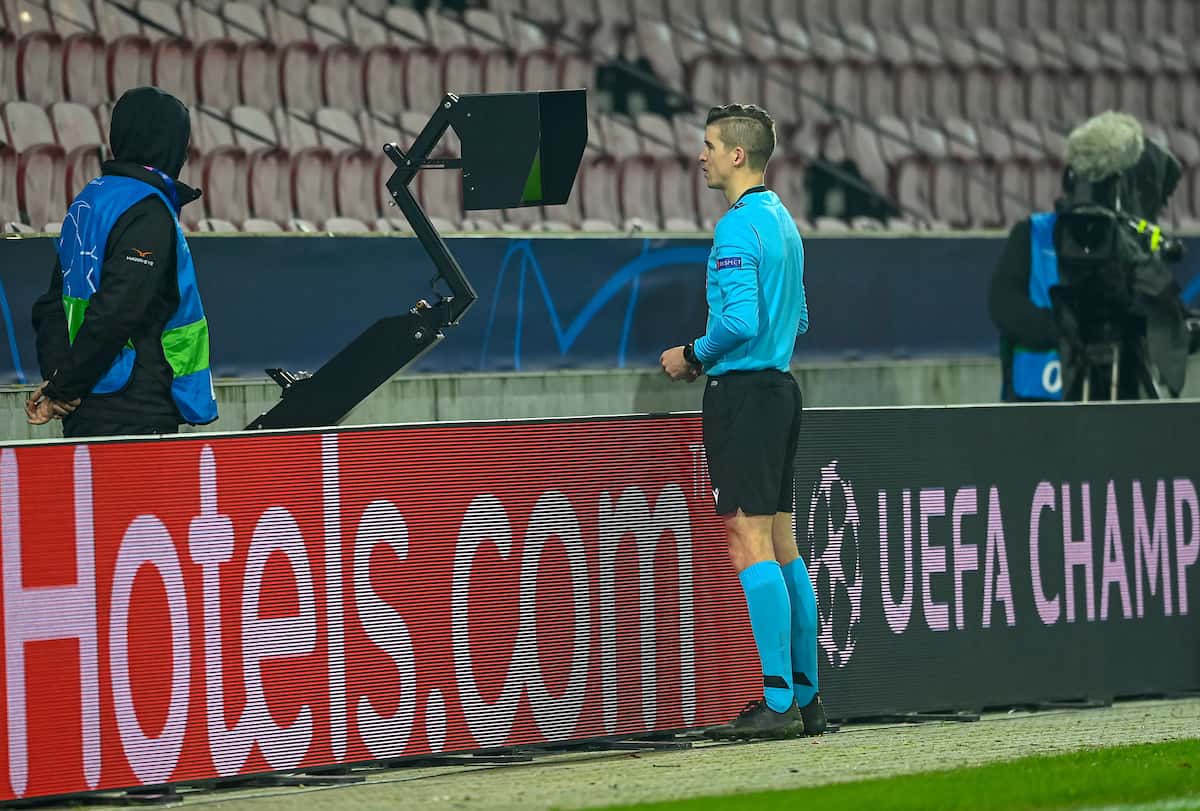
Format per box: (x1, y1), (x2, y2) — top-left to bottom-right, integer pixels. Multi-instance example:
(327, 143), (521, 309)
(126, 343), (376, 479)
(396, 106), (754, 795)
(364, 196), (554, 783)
(660, 104), (824, 740)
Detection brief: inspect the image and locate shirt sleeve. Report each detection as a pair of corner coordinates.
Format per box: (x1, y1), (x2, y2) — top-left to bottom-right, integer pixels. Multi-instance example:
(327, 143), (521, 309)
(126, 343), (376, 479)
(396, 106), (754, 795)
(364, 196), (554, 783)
(31, 256), (69, 381)
(693, 216), (761, 365)
(44, 197), (177, 402)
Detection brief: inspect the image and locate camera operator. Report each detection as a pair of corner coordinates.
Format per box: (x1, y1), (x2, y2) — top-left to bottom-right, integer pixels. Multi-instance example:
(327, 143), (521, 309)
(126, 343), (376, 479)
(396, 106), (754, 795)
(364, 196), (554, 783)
(989, 111), (1198, 402)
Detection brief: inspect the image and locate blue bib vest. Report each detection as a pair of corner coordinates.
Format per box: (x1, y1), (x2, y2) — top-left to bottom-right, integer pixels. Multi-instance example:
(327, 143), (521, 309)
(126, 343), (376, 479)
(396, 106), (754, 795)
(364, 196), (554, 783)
(1011, 212), (1064, 400)
(56, 175), (218, 425)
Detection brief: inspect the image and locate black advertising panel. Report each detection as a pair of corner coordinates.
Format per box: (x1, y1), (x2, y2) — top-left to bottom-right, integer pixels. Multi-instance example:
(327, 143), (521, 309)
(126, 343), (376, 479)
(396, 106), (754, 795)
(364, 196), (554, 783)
(795, 402), (1200, 719)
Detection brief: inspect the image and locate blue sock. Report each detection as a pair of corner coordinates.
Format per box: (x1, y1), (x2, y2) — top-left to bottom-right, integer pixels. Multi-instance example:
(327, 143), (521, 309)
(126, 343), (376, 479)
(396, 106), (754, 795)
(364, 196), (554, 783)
(782, 557), (819, 707)
(738, 560), (793, 712)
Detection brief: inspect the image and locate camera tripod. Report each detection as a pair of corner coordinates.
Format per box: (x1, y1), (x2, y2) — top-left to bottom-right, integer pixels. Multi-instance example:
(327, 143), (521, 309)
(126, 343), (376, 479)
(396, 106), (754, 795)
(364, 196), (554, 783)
(1076, 335), (1163, 401)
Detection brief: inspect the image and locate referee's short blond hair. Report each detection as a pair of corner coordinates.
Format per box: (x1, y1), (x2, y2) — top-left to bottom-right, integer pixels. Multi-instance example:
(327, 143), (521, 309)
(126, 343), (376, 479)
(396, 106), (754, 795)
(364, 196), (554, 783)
(706, 104), (776, 171)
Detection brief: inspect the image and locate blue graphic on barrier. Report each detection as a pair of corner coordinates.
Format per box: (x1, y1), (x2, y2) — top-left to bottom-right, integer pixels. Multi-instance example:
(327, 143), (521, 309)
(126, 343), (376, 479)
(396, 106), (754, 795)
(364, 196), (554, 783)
(480, 239), (710, 370)
(1184, 274), (1200, 306)
(1, 234), (1197, 383)
(0, 276), (28, 384)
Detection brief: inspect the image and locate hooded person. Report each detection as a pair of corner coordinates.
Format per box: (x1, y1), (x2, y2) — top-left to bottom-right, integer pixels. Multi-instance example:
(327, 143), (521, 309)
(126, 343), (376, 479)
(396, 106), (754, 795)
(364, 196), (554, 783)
(28, 86), (218, 436)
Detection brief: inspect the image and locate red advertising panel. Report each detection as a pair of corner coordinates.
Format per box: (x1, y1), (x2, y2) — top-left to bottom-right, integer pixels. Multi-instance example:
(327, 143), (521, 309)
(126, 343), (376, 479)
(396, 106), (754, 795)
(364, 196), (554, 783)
(0, 416), (757, 800)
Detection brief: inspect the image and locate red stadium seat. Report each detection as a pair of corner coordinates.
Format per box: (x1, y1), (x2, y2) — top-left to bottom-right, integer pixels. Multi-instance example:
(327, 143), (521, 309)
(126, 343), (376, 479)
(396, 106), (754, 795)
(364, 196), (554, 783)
(482, 51), (518, 94)
(635, 112), (676, 157)
(16, 31), (63, 105)
(17, 143), (66, 229)
(106, 35), (152, 100)
(0, 143), (21, 228)
(202, 146), (251, 223)
(279, 41), (323, 113)
(656, 155), (700, 231)
(247, 147), (293, 224)
(417, 166), (463, 230)
(0, 31), (15, 104)
(334, 149), (378, 223)
(579, 155), (620, 230)
(363, 45), (406, 115)
(519, 49), (557, 92)
(441, 47), (483, 98)
(770, 155), (808, 223)
(322, 43), (365, 111)
(692, 158), (725, 230)
(405, 47), (443, 114)
(619, 154), (660, 230)
(48, 101), (100, 150)
(151, 38), (196, 106)
(61, 33), (106, 105)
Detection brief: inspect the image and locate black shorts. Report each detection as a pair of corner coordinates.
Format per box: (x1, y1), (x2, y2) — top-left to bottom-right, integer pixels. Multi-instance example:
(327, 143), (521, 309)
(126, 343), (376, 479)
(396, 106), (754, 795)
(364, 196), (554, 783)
(702, 369), (802, 516)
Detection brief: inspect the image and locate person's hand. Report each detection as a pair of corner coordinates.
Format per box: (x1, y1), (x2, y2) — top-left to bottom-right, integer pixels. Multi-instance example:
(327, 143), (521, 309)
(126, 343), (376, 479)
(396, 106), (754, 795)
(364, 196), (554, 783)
(660, 346), (700, 382)
(49, 397), (81, 418)
(25, 382), (80, 425)
(24, 382), (50, 424)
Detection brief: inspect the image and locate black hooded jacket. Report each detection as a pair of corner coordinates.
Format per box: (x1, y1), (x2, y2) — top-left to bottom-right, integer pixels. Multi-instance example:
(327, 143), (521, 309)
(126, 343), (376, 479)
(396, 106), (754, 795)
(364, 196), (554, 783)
(32, 87), (203, 433)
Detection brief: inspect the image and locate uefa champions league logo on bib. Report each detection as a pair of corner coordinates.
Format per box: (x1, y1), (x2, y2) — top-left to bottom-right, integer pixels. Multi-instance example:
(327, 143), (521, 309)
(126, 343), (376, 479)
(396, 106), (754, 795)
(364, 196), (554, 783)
(804, 461), (863, 669)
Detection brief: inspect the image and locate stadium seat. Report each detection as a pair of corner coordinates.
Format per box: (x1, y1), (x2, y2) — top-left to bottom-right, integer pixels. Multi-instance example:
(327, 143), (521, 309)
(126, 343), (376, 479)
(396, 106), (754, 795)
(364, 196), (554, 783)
(243, 216), (283, 232)
(201, 146), (251, 223)
(762, 59), (800, 129)
(482, 51), (519, 94)
(0, 143), (21, 229)
(279, 41), (323, 112)
(519, 48), (558, 91)
(692, 159), (726, 230)
(247, 147), (292, 224)
(499, 204), (543, 231)
(442, 47), (484, 98)
(180, 2), (226, 44)
(15, 30), (63, 105)
(579, 155), (621, 230)
(417, 164), (463, 230)
(49, 101), (99, 150)
(49, 101), (103, 199)
(598, 115), (642, 160)
(193, 218), (239, 232)
(635, 20), (683, 88)
(656, 155), (700, 231)
(362, 45), (406, 115)
(383, 6), (430, 47)
(194, 39), (240, 110)
(57, 30), (105, 105)
(404, 47), (444, 114)
(16, 143), (66, 230)
(321, 41), (366, 112)
(191, 105), (236, 152)
(333, 146), (378, 224)
(846, 121), (889, 199)
(635, 112), (676, 157)
(323, 216), (371, 232)
(229, 105), (279, 151)
(346, 3), (387, 50)
(619, 154), (660, 230)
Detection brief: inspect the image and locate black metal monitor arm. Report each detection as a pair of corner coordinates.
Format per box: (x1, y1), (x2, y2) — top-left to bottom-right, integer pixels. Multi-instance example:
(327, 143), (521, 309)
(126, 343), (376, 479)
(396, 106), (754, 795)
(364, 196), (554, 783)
(246, 89), (586, 431)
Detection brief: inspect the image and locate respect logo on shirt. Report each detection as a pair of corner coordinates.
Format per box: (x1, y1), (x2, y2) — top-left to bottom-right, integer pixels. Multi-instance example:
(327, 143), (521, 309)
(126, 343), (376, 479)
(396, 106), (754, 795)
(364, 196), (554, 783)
(716, 257), (742, 270)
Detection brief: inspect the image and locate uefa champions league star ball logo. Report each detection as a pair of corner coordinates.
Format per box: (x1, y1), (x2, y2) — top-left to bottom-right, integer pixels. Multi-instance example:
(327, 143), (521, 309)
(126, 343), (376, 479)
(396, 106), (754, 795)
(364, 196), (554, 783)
(805, 461), (863, 669)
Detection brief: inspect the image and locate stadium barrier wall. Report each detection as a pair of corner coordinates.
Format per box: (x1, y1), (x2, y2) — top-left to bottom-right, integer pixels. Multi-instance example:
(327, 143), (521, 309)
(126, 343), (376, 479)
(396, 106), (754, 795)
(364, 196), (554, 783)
(2, 402), (1198, 801)
(795, 401), (1200, 717)
(0, 415), (751, 801)
(4, 233), (1197, 384)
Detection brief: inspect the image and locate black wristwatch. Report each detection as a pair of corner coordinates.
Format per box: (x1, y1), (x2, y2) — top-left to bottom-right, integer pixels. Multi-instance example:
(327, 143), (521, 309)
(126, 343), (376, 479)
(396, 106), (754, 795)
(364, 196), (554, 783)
(683, 341), (701, 369)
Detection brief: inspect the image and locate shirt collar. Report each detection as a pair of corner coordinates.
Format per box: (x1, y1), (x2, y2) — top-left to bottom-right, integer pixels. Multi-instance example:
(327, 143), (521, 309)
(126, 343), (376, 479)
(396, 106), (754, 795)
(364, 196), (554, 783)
(732, 185), (769, 206)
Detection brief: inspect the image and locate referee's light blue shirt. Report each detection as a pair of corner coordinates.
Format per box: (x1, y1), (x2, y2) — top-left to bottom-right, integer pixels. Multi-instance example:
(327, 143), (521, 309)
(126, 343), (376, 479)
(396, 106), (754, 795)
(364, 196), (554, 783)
(693, 187), (808, 376)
